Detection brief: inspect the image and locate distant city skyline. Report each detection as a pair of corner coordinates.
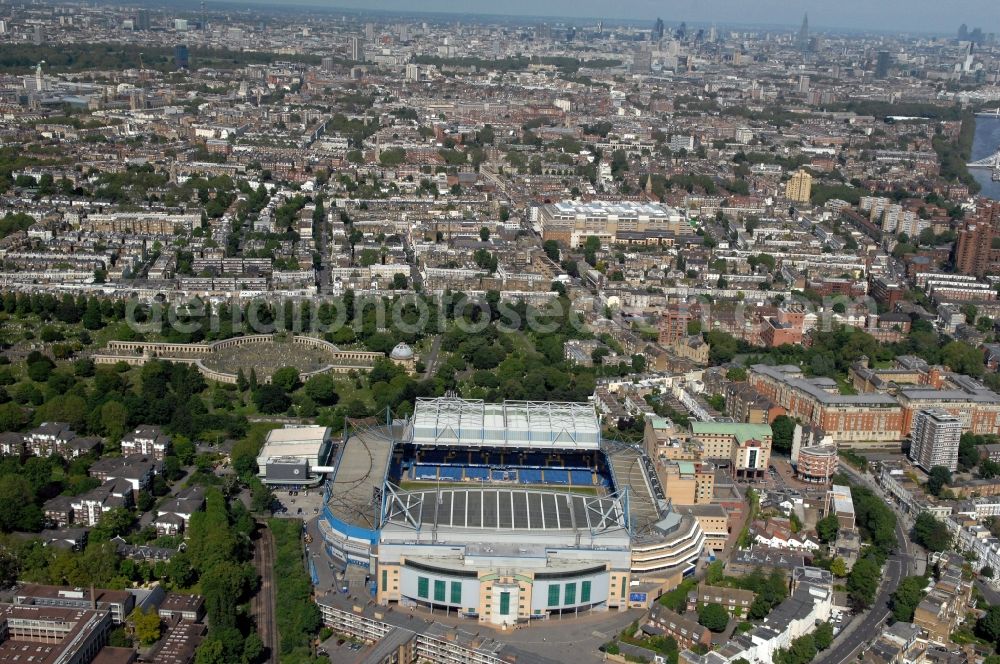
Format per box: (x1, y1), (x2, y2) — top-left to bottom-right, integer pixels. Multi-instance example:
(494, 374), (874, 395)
(255, 0), (998, 34)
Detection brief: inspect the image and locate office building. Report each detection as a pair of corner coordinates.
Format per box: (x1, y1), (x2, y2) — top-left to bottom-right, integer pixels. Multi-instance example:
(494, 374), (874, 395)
(910, 408), (962, 472)
(661, 460), (715, 505)
(876, 50), (891, 78)
(955, 202), (1000, 277)
(824, 485), (856, 531)
(256, 425), (334, 487)
(350, 36), (363, 62)
(785, 169), (813, 204)
(174, 44), (189, 69)
(0, 603), (112, 663)
(632, 49), (652, 73)
(689, 422), (773, 479)
(539, 200), (689, 248)
(659, 302), (702, 346)
(652, 17), (665, 41)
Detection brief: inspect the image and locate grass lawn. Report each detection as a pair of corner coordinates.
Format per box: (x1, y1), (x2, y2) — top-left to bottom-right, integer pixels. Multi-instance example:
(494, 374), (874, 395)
(332, 375), (375, 409)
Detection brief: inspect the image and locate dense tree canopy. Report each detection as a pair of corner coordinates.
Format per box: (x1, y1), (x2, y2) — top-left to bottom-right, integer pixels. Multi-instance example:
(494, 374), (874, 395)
(912, 512), (951, 552)
(890, 576), (929, 623)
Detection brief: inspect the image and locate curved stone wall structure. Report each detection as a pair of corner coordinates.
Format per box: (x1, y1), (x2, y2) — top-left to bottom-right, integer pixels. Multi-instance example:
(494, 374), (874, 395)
(92, 334), (385, 384)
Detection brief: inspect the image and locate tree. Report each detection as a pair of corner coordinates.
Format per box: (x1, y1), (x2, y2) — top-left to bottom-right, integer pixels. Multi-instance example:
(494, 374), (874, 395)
(941, 340), (985, 378)
(890, 576), (928, 622)
(705, 560), (725, 585)
(480, 227), (490, 241)
(173, 437), (196, 465)
(253, 385), (291, 414)
(100, 400), (128, 441)
(829, 557), (848, 578)
(851, 485), (897, 553)
(726, 367), (748, 382)
(958, 433), (982, 471)
(976, 605), (1000, 643)
(816, 514), (840, 544)
(242, 632), (264, 664)
(27, 358), (53, 382)
(0, 475), (43, 532)
(705, 330), (740, 364)
(814, 622), (834, 651)
(91, 508), (134, 540)
(236, 368), (248, 392)
(270, 367), (300, 392)
(131, 607), (162, 645)
(392, 273), (408, 290)
(303, 374), (339, 406)
(542, 240), (560, 262)
(584, 236), (601, 266)
(912, 512), (951, 552)
(250, 479), (275, 513)
(697, 603), (729, 632)
(926, 466), (952, 497)
(771, 415), (795, 454)
(847, 556), (880, 608)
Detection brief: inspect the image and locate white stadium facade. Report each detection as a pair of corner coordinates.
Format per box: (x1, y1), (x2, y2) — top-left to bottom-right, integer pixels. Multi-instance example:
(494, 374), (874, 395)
(318, 397), (708, 626)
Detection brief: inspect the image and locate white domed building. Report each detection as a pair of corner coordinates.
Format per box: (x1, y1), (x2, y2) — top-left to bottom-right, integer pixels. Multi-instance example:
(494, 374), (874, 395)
(389, 342), (417, 374)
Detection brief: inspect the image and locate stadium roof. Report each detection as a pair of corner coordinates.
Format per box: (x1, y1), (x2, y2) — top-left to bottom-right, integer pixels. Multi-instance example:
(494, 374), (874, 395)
(382, 487), (626, 535)
(409, 398), (601, 450)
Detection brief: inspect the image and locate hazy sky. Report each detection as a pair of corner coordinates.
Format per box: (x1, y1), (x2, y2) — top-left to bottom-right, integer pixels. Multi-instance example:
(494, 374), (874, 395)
(310, 0), (998, 34)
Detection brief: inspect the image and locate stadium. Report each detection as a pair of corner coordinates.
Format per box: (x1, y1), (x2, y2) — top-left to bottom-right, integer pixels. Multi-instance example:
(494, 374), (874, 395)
(317, 397), (707, 626)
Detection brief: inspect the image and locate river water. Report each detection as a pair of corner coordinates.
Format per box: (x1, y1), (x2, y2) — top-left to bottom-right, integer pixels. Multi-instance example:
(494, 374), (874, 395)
(971, 114), (1000, 200)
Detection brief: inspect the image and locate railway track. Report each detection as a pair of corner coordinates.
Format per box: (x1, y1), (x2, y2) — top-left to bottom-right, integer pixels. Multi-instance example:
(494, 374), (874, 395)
(252, 526), (279, 663)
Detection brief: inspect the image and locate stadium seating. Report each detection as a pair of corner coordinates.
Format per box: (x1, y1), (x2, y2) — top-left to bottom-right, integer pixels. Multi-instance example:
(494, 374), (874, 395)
(545, 469), (569, 485)
(465, 466), (489, 480)
(439, 466), (464, 481)
(492, 468), (516, 482)
(414, 464), (439, 480)
(395, 448), (615, 491)
(519, 468), (543, 484)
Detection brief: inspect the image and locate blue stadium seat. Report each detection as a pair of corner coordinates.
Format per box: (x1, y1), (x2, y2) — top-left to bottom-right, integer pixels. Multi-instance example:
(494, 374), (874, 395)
(415, 464), (439, 480)
(439, 466), (464, 481)
(545, 469), (569, 485)
(519, 468), (543, 484)
(570, 470), (593, 486)
(465, 466), (488, 480)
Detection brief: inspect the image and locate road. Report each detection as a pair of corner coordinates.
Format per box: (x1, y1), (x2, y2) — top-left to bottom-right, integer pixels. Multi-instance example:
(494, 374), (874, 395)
(314, 194), (332, 295)
(812, 462), (919, 664)
(251, 525), (279, 664)
(422, 335), (442, 378)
